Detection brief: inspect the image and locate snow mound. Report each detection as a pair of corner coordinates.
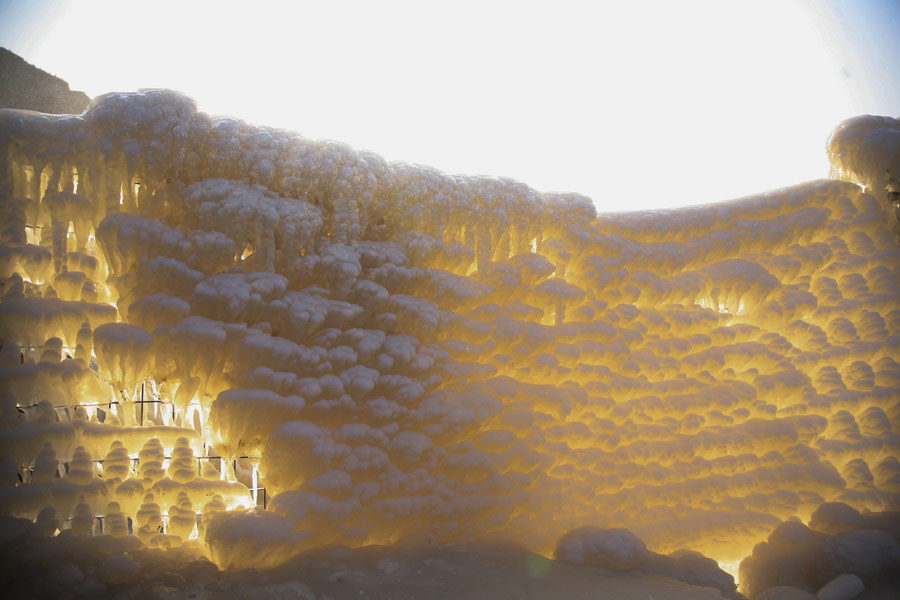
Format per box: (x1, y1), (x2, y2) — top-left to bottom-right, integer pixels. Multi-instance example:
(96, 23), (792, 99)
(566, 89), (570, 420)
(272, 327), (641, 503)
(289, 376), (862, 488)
(739, 509), (900, 599)
(555, 526), (648, 569)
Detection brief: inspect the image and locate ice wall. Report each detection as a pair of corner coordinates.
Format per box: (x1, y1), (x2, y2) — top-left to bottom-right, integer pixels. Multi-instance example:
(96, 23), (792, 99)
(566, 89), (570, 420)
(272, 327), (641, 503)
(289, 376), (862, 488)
(1, 91), (899, 573)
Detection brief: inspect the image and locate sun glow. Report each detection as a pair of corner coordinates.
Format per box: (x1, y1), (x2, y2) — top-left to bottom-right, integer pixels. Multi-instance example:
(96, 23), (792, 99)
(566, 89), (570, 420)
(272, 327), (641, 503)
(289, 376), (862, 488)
(0, 0), (886, 211)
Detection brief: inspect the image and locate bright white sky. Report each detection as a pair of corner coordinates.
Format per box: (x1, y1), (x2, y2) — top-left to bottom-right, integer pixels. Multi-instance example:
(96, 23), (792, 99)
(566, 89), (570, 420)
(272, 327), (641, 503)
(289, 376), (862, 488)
(1, 0), (898, 211)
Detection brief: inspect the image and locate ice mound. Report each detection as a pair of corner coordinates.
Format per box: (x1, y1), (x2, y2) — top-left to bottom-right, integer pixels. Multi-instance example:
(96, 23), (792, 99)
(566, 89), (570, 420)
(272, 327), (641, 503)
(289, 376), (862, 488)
(1, 91), (900, 589)
(739, 505), (900, 598)
(555, 525), (740, 597)
(555, 526), (648, 569)
(828, 115), (900, 205)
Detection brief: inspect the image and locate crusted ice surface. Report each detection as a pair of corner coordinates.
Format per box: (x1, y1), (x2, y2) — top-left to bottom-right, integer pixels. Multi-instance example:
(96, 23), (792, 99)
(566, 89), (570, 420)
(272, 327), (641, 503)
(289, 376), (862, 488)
(828, 115), (900, 206)
(0, 91), (899, 589)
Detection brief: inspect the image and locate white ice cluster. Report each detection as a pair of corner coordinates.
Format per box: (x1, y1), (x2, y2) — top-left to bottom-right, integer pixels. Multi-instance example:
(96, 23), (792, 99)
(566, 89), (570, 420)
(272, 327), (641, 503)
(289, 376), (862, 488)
(1, 91), (899, 591)
(828, 115), (900, 206)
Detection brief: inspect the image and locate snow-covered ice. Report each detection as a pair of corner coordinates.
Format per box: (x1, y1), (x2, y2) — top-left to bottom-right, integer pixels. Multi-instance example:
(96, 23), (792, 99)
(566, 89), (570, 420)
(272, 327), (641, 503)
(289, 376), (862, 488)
(1, 91), (899, 598)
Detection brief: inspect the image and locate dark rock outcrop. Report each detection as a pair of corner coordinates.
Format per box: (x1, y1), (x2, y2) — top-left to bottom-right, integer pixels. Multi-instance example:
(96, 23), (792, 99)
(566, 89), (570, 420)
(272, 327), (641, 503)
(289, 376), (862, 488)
(0, 47), (90, 114)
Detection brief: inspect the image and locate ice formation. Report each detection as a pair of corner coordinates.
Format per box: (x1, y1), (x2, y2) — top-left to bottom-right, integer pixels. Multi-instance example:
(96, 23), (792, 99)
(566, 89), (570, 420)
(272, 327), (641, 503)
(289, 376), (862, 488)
(1, 91), (899, 596)
(740, 502), (900, 598)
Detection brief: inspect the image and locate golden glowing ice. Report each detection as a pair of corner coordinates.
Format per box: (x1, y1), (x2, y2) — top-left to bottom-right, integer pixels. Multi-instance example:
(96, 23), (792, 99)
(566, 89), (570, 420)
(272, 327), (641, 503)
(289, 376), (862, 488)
(1, 92), (898, 591)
